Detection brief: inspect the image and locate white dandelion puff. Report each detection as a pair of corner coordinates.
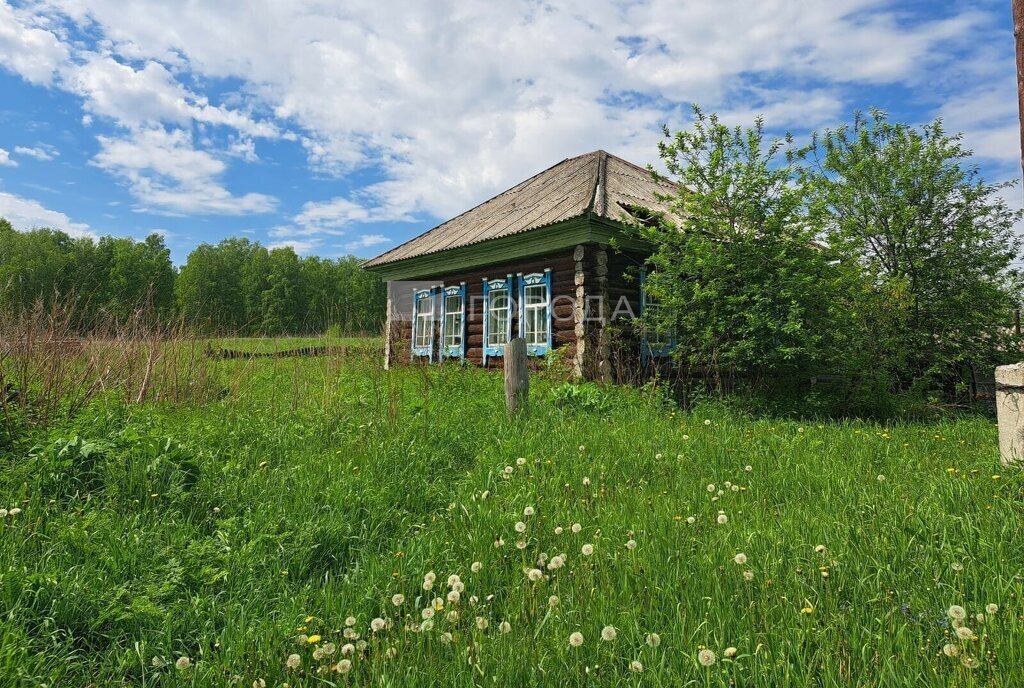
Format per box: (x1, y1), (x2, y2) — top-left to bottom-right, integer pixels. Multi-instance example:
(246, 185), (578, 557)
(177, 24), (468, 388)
(571, 523), (582, 533)
(515, 521), (527, 533)
(569, 632), (584, 647)
(698, 649), (716, 666)
(630, 660), (644, 673)
(527, 568), (543, 582)
(523, 506), (535, 517)
(371, 618), (386, 632)
(498, 621), (511, 634)
(717, 514), (728, 525)
(581, 544), (594, 556)
(392, 594), (404, 606)
(336, 659), (352, 674)
(548, 595), (560, 607)
(734, 553), (747, 565)
(471, 561), (482, 573)
(955, 626), (973, 640)
(986, 603), (998, 614)
(646, 633), (661, 648)
(942, 643), (959, 657)
(601, 626), (617, 642)
(286, 654), (301, 669)
(947, 605), (967, 621)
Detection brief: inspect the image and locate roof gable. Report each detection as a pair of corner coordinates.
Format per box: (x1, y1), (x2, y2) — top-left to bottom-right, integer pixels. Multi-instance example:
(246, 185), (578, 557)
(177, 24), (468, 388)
(363, 150), (676, 269)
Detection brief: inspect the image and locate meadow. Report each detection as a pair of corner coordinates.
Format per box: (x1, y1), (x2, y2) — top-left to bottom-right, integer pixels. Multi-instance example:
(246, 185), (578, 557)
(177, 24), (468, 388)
(0, 339), (1022, 687)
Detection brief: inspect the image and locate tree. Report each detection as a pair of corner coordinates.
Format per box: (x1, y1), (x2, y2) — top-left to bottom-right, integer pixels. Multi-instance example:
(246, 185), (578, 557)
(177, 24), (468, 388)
(633, 106), (840, 389)
(804, 110), (1024, 394)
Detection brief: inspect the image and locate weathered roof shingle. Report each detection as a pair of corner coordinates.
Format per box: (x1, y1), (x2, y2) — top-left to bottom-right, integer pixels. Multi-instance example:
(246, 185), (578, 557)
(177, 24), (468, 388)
(363, 150), (676, 268)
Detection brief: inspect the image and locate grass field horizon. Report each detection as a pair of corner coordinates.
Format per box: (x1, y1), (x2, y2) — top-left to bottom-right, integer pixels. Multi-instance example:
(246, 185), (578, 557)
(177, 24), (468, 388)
(1, 337), (1021, 687)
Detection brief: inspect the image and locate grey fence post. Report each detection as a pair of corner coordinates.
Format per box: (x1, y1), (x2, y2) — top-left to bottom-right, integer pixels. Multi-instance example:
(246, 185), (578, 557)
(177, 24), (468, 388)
(996, 363), (1024, 466)
(504, 338), (529, 413)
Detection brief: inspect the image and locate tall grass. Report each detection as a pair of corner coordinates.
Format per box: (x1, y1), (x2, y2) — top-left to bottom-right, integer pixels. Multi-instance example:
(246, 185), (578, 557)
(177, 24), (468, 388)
(0, 333), (1020, 686)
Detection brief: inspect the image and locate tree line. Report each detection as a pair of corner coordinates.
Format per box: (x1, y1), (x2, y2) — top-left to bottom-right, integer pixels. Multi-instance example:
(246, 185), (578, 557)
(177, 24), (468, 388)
(636, 108), (1023, 415)
(0, 221), (385, 335)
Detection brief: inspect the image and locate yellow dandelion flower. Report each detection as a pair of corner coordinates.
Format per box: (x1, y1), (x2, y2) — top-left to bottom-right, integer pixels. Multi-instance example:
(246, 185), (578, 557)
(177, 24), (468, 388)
(307, 634), (321, 644)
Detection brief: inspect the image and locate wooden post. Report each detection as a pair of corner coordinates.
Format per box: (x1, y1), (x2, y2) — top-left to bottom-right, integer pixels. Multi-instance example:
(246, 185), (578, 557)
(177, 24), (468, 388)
(1015, 0), (1024, 183)
(504, 337), (529, 413)
(996, 363), (1024, 466)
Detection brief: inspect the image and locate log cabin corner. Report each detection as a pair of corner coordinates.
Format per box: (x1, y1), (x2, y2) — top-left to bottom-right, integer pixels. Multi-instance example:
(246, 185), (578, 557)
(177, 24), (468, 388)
(362, 150), (677, 381)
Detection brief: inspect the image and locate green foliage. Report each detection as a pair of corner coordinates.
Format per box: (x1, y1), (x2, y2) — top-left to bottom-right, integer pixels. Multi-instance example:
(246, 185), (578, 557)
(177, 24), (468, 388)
(636, 107), (839, 386)
(0, 220), (385, 336)
(804, 110), (1024, 394)
(549, 381), (613, 412)
(639, 107), (1024, 409)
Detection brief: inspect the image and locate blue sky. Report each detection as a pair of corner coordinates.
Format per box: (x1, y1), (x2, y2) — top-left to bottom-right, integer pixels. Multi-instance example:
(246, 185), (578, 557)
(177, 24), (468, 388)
(0, 0), (1020, 264)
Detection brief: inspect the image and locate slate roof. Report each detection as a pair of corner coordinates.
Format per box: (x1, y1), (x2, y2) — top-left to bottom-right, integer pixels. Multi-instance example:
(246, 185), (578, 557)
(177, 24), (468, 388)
(362, 150), (677, 268)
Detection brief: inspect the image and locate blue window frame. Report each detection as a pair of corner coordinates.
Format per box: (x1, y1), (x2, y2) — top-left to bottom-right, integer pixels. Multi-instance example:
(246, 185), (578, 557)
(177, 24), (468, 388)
(518, 269), (552, 356)
(411, 287), (436, 362)
(439, 282), (466, 361)
(482, 274), (513, 365)
(639, 270), (676, 366)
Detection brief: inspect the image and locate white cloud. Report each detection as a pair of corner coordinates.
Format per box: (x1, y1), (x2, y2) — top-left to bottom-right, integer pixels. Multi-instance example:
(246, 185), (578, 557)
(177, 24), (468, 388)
(0, 191), (94, 238)
(266, 238), (318, 254)
(14, 145), (58, 161)
(0, 148), (16, 167)
(64, 52), (279, 137)
(20, 0), (986, 227)
(92, 127), (277, 215)
(0, 1), (69, 85)
(344, 234), (389, 252)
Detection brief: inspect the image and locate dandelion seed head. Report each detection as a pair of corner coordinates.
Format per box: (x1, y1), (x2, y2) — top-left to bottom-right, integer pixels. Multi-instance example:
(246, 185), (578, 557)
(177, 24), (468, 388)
(743, 570), (754, 581)
(571, 523), (582, 533)
(724, 647), (737, 659)
(498, 621), (511, 634)
(345, 616), (356, 627)
(548, 595), (559, 607)
(471, 561), (482, 573)
(441, 632), (453, 644)
(391, 594), (404, 606)
(341, 643), (354, 656)
(175, 656), (191, 671)
(697, 649), (716, 666)
(523, 506), (535, 517)
(370, 618), (386, 632)
(646, 633), (661, 648)
(286, 654), (301, 669)
(516, 540), (527, 550)
(734, 553), (747, 565)
(337, 658), (352, 674)
(515, 521), (527, 533)
(527, 568), (543, 582)
(686, 516), (696, 524)
(569, 632), (584, 647)
(581, 544), (594, 556)
(475, 616), (488, 630)
(630, 660), (644, 673)
(814, 545), (826, 554)
(516, 457), (526, 466)
(717, 514), (728, 525)
(942, 643), (959, 657)
(955, 626), (973, 640)
(601, 626), (617, 642)
(554, 526), (563, 535)
(986, 603), (998, 614)
(947, 605), (967, 621)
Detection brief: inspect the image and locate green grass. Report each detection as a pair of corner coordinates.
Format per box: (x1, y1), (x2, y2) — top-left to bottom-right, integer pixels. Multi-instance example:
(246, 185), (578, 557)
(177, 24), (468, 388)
(0, 343), (1021, 687)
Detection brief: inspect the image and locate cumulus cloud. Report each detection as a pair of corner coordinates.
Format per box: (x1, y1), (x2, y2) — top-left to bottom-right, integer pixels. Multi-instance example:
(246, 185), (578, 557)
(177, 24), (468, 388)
(92, 127), (277, 215)
(0, 1), (69, 85)
(13, 145), (58, 161)
(0, 148), (16, 167)
(0, 0), (1013, 240)
(0, 191), (94, 238)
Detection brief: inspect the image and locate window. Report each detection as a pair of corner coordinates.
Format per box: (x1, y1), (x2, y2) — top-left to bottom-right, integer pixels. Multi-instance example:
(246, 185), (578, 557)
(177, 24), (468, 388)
(411, 287), (436, 361)
(640, 270), (675, 362)
(483, 275), (513, 364)
(440, 283), (465, 359)
(519, 270), (552, 355)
